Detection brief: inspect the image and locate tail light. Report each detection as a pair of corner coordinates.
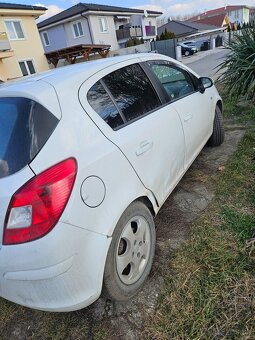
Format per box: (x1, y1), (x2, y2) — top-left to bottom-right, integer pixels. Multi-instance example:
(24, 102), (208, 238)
(3, 158), (77, 245)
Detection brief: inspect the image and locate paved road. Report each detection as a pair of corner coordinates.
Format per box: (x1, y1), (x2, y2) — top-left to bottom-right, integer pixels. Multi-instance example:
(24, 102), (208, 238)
(182, 48), (229, 80)
(183, 49), (230, 80)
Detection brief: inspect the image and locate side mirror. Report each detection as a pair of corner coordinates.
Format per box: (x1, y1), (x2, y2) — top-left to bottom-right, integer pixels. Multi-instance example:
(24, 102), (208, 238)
(198, 77), (214, 93)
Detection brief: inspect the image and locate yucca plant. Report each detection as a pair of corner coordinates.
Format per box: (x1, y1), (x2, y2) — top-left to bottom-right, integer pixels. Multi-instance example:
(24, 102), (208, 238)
(218, 25), (255, 102)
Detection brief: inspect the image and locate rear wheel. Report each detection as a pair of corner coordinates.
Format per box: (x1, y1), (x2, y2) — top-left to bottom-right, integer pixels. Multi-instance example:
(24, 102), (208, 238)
(103, 201), (156, 301)
(185, 50), (190, 56)
(208, 106), (224, 146)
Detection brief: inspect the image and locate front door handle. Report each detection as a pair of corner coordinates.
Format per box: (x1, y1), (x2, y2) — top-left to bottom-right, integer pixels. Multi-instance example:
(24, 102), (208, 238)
(136, 141), (153, 156)
(184, 113), (193, 122)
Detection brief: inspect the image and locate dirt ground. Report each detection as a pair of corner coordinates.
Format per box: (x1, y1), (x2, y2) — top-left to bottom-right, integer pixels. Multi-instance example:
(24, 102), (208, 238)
(1, 122), (246, 340)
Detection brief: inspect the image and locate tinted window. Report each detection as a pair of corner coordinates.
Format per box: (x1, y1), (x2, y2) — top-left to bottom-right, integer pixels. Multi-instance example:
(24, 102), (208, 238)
(148, 62), (195, 101)
(19, 61), (28, 76)
(27, 60), (35, 74)
(103, 64), (161, 122)
(0, 97), (59, 178)
(87, 81), (124, 129)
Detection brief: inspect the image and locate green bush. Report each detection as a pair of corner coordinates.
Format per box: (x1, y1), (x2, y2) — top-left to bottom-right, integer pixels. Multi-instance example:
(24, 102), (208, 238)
(125, 37), (143, 47)
(219, 24), (255, 102)
(158, 28), (175, 41)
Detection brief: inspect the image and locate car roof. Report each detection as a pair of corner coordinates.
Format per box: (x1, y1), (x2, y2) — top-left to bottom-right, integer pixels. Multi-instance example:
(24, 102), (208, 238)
(0, 54), (162, 88)
(0, 53), (199, 96)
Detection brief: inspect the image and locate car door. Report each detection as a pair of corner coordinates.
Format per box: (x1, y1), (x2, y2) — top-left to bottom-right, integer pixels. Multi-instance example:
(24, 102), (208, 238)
(80, 62), (185, 206)
(146, 60), (214, 170)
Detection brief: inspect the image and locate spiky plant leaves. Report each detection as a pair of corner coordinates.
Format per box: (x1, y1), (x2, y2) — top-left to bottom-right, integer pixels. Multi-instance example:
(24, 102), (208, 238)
(218, 25), (255, 102)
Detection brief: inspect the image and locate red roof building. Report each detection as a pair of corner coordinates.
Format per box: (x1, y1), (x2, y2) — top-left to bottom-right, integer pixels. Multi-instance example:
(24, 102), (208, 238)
(193, 13), (229, 28)
(188, 5), (251, 25)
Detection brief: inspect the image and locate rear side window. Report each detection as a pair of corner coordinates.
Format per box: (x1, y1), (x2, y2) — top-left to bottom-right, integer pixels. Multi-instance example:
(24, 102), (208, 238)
(0, 97), (59, 179)
(87, 81), (124, 129)
(103, 64), (161, 123)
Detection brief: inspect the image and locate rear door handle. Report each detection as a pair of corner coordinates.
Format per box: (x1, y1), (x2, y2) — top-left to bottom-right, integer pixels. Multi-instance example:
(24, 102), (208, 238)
(136, 141), (153, 156)
(184, 113), (193, 122)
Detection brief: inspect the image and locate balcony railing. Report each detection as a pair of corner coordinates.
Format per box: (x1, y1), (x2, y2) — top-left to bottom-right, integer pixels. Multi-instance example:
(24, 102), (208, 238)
(116, 27), (142, 40)
(145, 25), (156, 36)
(0, 32), (11, 51)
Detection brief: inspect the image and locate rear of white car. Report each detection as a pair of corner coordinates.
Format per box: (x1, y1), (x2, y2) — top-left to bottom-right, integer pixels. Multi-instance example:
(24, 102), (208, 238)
(0, 74), (153, 311)
(0, 81), (110, 311)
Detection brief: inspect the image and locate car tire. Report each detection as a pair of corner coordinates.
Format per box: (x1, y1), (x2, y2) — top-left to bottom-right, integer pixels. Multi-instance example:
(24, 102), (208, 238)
(208, 106), (224, 146)
(185, 50), (190, 56)
(103, 201), (156, 302)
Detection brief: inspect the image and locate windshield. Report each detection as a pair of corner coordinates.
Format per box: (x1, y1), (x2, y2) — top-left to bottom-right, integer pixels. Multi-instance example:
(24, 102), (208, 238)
(0, 97), (59, 178)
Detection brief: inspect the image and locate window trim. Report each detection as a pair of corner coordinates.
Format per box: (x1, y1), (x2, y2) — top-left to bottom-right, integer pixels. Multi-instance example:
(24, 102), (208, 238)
(72, 21), (84, 38)
(4, 19), (25, 40)
(100, 79), (127, 124)
(98, 16), (108, 33)
(19, 59), (36, 77)
(42, 31), (50, 46)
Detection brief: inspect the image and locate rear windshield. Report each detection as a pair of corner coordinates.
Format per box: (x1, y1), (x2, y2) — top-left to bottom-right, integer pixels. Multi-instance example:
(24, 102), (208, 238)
(0, 97), (59, 179)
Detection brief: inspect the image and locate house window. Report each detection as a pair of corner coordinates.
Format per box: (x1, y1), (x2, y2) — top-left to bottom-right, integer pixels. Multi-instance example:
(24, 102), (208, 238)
(42, 31), (50, 46)
(5, 20), (24, 40)
(235, 10), (239, 19)
(73, 21), (84, 38)
(98, 17), (108, 33)
(19, 60), (36, 76)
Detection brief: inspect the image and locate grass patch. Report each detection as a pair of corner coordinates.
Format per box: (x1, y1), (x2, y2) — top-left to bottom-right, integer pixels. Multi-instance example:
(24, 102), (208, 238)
(144, 102), (255, 339)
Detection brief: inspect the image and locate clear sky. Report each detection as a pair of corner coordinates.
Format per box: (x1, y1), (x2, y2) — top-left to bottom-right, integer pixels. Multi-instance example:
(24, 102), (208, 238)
(3, 0), (255, 21)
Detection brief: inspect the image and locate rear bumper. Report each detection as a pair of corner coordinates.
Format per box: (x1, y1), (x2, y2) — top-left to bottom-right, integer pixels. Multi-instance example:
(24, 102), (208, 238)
(0, 221), (111, 312)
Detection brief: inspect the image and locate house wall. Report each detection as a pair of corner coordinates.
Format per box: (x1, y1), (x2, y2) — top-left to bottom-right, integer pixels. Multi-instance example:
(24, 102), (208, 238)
(228, 8), (249, 24)
(142, 16), (157, 39)
(88, 15), (119, 50)
(64, 17), (92, 47)
(0, 14), (49, 81)
(130, 14), (142, 26)
(40, 25), (67, 53)
(243, 8), (250, 23)
(250, 11), (255, 22)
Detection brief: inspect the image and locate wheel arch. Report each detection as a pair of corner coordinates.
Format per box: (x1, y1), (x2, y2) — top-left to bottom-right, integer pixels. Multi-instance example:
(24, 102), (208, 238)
(216, 99), (223, 113)
(135, 195), (156, 217)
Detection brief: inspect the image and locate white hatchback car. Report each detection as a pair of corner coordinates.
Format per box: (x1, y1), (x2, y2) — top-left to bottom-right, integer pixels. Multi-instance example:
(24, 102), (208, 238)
(0, 53), (224, 312)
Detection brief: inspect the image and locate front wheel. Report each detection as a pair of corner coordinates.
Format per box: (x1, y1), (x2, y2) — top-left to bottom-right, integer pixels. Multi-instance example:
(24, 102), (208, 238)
(208, 106), (224, 146)
(103, 201), (156, 302)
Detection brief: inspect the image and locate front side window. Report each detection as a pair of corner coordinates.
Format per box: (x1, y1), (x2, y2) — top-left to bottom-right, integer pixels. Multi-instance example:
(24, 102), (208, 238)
(73, 22), (84, 38)
(87, 81), (124, 130)
(42, 31), (50, 46)
(19, 60), (36, 76)
(98, 17), (108, 32)
(5, 20), (24, 40)
(148, 62), (195, 101)
(103, 64), (161, 122)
